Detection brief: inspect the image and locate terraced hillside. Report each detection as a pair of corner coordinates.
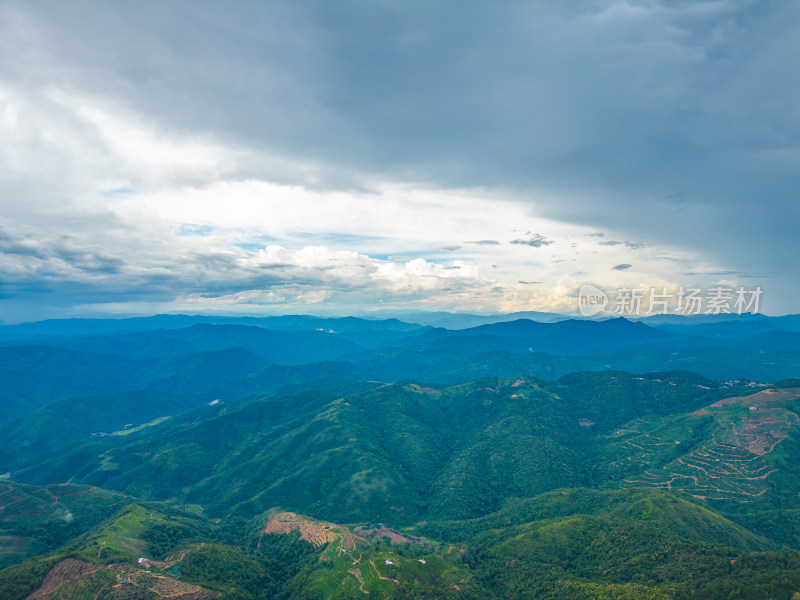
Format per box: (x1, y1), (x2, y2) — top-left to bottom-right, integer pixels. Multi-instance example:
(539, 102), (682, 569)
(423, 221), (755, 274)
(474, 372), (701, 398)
(606, 387), (800, 508)
(0, 482), (132, 569)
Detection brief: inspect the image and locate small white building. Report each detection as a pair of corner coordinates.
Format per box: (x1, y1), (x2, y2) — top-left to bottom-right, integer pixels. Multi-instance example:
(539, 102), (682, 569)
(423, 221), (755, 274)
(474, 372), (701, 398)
(385, 560), (394, 566)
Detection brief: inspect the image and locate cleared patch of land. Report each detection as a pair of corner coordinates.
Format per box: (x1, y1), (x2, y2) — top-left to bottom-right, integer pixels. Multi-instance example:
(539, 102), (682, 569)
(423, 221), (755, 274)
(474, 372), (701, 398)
(110, 416), (171, 436)
(404, 383), (442, 395)
(353, 525), (438, 549)
(25, 558), (217, 600)
(263, 511), (367, 556)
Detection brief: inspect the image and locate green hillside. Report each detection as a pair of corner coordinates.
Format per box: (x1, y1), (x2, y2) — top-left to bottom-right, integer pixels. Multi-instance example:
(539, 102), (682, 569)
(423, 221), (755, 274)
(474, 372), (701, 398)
(8, 374), (771, 525)
(4, 486), (800, 599)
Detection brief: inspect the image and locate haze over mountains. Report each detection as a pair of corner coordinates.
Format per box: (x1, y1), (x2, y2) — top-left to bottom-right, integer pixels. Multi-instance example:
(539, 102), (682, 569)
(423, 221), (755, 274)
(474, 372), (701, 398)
(2, 312), (799, 424)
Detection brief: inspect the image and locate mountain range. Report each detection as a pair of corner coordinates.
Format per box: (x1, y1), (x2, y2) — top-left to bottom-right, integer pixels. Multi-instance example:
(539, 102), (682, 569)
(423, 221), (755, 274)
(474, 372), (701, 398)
(2, 312), (800, 599)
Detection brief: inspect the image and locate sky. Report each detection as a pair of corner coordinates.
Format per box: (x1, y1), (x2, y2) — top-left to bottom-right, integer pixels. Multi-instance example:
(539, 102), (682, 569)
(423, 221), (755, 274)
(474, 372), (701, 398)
(0, 0), (798, 323)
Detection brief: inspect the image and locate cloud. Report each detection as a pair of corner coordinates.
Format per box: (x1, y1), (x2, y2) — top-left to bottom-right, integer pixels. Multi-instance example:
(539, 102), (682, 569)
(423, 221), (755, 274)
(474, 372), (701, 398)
(464, 240), (501, 246)
(177, 224), (214, 237)
(682, 270), (741, 277)
(0, 228), (501, 317)
(0, 227), (127, 278)
(612, 264), (633, 271)
(510, 234), (552, 248)
(598, 240), (645, 250)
